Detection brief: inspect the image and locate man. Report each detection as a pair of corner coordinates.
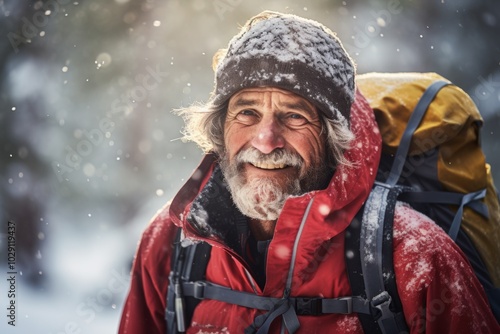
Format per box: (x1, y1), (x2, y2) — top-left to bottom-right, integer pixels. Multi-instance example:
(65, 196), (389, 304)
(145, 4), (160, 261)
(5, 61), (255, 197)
(119, 11), (500, 333)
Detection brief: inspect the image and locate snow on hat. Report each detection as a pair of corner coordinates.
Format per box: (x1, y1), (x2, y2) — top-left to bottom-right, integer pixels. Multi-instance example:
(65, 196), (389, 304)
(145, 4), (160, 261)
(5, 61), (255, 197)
(211, 11), (356, 126)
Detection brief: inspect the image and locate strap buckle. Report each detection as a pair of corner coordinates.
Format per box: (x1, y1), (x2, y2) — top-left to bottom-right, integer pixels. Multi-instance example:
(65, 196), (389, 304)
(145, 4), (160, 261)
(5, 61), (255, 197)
(193, 281), (206, 299)
(370, 291), (393, 319)
(338, 297), (353, 314)
(293, 298), (322, 315)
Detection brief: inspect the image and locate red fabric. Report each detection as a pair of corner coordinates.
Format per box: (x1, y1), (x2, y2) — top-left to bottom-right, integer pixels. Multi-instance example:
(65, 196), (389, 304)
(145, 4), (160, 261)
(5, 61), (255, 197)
(118, 90), (500, 333)
(393, 202), (498, 333)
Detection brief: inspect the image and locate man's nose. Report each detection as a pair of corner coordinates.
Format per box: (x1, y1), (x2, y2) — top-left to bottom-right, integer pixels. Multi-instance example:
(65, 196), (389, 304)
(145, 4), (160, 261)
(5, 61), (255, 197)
(251, 117), (285, 154)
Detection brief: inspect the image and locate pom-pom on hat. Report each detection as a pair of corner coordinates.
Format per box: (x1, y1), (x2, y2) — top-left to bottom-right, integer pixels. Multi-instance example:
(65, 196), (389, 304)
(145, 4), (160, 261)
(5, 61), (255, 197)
(211, 11), (356, 127)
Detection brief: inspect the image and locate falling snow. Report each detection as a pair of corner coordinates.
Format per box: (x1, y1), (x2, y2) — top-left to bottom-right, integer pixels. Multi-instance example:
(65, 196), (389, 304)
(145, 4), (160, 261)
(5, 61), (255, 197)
(2, 1), (499, 333)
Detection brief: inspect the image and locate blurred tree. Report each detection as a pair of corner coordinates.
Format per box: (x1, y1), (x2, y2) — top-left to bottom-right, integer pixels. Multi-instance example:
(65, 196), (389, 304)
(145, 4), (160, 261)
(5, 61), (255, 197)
(1, 0), (49, 286)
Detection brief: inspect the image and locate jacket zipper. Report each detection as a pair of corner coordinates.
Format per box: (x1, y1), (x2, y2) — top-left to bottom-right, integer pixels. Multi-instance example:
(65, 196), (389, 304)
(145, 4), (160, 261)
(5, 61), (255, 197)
(281, 197), (315, 333)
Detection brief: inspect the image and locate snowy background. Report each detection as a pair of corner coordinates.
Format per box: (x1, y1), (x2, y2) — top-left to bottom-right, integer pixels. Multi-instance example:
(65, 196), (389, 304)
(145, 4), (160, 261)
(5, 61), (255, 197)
(0, 0), (499, 333)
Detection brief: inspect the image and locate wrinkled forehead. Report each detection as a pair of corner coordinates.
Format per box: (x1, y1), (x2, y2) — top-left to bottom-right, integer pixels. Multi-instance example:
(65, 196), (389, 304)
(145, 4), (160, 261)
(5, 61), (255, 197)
(227, 87), (319, 117)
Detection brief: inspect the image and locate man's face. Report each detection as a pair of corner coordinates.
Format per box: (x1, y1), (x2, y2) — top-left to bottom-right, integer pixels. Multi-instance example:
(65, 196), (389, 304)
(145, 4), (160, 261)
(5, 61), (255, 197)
(220, 87), (332, 221)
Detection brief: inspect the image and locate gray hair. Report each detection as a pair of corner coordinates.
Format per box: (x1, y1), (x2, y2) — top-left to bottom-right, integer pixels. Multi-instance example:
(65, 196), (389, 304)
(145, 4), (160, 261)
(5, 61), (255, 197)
(176, 102), (354, 170)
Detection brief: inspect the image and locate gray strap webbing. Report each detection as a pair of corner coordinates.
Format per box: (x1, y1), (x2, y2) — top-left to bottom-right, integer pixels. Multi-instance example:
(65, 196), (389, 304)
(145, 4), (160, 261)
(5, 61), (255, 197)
(447, 189), (487, 241)
(401, 188), (488, 241)
(399, 189), (489, 219)
(360, 184), (406, 334)
(385, 80), (451, 186)
(360, 184), (389, 300)
(253, 299), (299, 334)
(181, 280), (371, 315)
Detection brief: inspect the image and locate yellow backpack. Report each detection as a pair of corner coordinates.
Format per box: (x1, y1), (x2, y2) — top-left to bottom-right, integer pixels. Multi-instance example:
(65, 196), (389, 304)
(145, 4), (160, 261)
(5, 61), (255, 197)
(357, 72), (500, 320)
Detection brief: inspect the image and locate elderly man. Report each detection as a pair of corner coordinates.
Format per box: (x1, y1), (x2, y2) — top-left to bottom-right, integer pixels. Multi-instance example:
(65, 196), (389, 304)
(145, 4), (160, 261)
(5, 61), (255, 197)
(119, 11), (499, 333)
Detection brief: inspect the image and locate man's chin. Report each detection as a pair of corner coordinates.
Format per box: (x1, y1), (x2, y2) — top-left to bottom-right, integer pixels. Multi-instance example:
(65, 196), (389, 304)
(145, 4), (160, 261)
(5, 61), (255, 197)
(245, 206), (281, 221)
(229, 178), (293, 221)
(220, 153), (306, 220)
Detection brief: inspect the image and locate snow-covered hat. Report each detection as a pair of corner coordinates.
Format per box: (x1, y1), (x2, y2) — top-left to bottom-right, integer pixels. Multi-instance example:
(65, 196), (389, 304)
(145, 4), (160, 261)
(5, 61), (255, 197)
(212, 11), (356, 126)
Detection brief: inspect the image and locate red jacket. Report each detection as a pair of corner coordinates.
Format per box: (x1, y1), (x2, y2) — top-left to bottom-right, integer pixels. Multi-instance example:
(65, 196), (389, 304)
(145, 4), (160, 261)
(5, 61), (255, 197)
(119, 91), (500, 333)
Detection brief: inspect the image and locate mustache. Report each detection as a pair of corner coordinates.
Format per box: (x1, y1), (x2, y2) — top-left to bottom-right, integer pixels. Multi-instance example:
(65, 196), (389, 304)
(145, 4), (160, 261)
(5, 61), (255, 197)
(235, 148), (303, 168)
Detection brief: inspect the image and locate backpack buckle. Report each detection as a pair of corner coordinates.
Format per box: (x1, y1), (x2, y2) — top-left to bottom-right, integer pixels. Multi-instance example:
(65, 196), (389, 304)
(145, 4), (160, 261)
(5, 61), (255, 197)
(193, 281), (206, 299)
(370, 291), (393, 319)
(294, 298), (322, 315)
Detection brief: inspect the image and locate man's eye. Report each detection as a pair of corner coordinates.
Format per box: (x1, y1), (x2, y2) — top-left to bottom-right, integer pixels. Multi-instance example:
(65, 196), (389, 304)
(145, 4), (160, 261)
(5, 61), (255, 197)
(285, 113), (308, 126)
(239, 109), (255, 116)
(235, 109), (258, 122)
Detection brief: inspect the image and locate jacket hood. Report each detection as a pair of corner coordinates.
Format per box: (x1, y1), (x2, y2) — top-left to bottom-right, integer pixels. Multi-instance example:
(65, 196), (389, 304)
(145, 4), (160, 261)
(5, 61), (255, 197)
(170, 89), (381, 246)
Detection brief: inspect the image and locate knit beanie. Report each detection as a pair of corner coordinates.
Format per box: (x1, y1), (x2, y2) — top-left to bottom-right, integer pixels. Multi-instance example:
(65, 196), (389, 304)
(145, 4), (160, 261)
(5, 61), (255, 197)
(211, 11), (356, 126)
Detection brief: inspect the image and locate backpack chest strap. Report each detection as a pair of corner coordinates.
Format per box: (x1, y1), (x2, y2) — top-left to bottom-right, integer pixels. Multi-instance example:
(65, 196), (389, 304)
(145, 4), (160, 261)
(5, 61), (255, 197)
(180, 280), (373, 316)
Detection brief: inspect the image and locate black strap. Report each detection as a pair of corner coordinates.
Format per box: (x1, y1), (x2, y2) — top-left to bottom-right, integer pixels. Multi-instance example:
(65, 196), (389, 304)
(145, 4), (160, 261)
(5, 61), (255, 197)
(385, 80), (450, 186)
(183, 241), (212, 323)
(399, 189), (489, 218)
(180, 280), (372, 316)
(400, 188), (488, 240)
(166, 229), (212, 333)
(446, 189), (487, 241)
(345, 207), (381, 333)
(248, 291), (300, 334)
(346, 192), (408, 334)
(360, 185), (390, 299)
(360, 183), (408, 334)
(165, 229), (185, 334)
(380, 186), (408, 333)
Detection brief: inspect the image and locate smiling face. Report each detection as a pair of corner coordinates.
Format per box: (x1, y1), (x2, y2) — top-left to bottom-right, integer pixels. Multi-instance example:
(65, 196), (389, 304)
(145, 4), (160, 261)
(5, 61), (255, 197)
(220, 87), (333, 221)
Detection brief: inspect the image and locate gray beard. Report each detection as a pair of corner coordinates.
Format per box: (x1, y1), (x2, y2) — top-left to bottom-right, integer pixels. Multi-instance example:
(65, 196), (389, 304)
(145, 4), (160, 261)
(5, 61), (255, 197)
(220, 148), (332, 221)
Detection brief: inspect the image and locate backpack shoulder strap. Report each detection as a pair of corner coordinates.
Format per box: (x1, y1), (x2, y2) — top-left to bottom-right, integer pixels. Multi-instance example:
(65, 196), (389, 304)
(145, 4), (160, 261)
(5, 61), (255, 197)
(385, 80), (450, 187)
(345, 184), (408, 334)
(345, 206), (379, 332)
(166, 227), (212, 333)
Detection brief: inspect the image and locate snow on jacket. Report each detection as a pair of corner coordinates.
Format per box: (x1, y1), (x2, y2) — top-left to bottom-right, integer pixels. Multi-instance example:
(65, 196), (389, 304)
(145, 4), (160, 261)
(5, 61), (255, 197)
(118, 90), (500, 333)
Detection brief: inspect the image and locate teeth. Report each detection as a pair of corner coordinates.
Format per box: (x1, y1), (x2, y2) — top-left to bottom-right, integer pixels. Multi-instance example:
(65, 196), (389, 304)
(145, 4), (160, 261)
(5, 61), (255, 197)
(252, 162), (286, 169)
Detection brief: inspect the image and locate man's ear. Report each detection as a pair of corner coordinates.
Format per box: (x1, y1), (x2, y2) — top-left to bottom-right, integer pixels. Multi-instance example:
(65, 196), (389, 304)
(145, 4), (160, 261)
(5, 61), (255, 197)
(212, 48), (227, 71)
